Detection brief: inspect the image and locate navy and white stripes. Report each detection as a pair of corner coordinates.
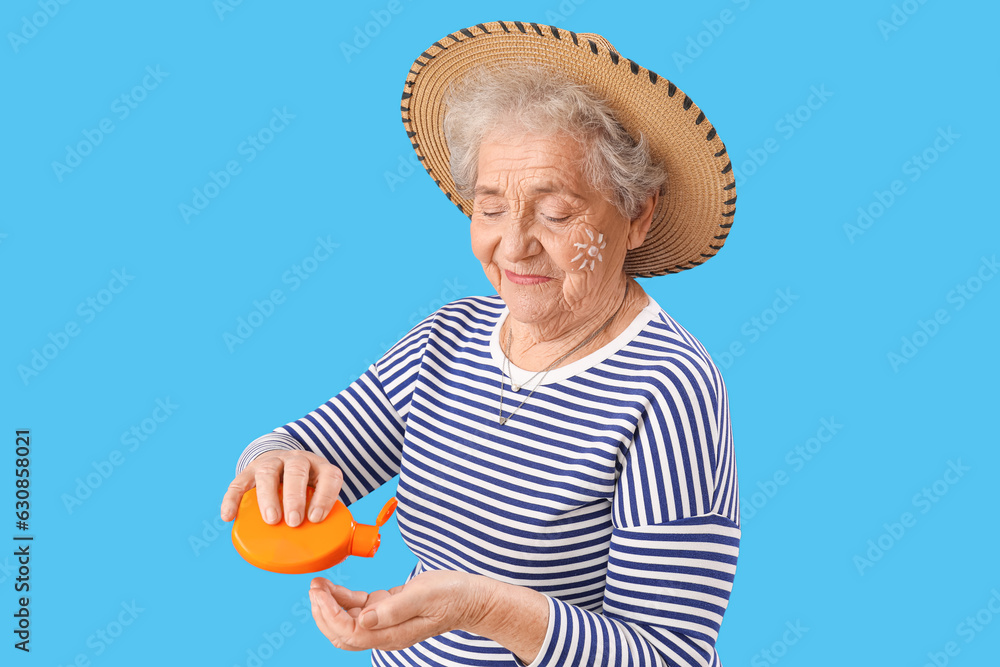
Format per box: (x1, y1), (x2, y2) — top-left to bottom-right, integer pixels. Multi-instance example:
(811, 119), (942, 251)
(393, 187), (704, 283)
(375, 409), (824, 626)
(235, 294), (739, 666)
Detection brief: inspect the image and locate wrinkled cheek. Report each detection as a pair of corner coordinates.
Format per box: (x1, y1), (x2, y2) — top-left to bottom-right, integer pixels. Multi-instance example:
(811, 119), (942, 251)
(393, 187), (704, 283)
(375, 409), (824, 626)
(470, 223), (502, 291)
(560, 226), (609, 309)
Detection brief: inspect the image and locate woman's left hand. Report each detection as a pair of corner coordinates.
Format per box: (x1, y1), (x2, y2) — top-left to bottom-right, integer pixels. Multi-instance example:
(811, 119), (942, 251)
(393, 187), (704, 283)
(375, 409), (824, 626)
(308, 570), (493, 652)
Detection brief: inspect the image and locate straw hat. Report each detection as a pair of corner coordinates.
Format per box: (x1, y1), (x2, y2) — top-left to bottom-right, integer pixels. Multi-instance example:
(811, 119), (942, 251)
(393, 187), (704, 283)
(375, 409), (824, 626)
(400, 21), (737, 278)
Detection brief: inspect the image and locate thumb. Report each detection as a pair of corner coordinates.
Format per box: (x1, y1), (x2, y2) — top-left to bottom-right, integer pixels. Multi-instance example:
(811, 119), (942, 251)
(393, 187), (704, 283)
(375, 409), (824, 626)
(358, 589), (424, 630)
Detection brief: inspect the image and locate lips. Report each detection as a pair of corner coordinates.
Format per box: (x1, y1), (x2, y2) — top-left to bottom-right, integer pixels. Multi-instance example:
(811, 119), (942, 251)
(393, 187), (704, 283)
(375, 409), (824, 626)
(504, 269), (551, 285)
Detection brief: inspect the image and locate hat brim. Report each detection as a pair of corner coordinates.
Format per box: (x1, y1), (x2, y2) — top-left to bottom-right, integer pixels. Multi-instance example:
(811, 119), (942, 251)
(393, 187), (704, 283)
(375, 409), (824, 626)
(401, 20), (736, 277)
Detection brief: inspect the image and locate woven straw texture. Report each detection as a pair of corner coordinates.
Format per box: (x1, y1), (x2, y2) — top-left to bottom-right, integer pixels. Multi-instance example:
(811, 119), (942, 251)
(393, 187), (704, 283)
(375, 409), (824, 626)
(401, 21), (737, 277)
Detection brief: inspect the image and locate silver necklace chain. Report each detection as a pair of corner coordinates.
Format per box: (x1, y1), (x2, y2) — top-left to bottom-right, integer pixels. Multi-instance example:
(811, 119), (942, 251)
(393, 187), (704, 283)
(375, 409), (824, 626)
(498, 281), (630, 426)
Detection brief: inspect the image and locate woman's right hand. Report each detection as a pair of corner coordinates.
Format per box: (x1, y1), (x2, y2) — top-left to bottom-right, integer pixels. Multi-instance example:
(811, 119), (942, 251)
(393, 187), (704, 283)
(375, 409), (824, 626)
(220, 450), (344, 527)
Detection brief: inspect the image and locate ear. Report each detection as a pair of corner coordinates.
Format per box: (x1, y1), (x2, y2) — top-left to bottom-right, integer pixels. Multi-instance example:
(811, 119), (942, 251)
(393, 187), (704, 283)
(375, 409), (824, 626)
(626, 189), (659, 251)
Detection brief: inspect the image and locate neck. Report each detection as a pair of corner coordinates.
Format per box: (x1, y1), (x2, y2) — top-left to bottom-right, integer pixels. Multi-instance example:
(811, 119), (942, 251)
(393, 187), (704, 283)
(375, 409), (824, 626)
(502, 277), (648, 372)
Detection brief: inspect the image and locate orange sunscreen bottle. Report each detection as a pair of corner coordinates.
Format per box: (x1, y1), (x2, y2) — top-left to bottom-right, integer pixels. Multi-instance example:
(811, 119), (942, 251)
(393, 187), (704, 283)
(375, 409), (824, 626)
(231, 484), (397, 574)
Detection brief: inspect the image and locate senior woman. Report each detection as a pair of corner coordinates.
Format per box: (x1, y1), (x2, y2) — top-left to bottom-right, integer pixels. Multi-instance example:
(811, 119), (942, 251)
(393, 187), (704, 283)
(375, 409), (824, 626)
(221, 21), (739, 667)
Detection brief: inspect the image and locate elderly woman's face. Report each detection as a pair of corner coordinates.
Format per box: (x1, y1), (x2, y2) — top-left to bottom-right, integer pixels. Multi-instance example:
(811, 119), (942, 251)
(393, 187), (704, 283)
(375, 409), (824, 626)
(470, 131), (640, 324)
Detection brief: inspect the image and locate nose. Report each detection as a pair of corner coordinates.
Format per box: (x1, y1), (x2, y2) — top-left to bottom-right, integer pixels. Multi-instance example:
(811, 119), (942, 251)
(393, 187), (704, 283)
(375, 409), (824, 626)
(499, 214), (540, 261)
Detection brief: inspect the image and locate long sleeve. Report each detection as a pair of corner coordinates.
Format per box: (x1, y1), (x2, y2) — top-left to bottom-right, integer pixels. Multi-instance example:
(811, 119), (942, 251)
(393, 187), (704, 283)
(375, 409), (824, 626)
(233, 311), (435, 505)
(521, 353), (740, 667)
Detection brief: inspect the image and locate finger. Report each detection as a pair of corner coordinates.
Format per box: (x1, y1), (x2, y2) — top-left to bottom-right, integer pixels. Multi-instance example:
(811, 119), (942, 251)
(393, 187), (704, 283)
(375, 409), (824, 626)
(307, 464), (344, 523)
(310, 589), (343, 647)
(363, 589), (393, 607)
(359, 587), (430, 631)
(254, 456), (285, 524)
(309, 578), (368, 608)
(281, 456), (311, 527)
(310, 588), (360, 651)
(220, 468), (256, 521)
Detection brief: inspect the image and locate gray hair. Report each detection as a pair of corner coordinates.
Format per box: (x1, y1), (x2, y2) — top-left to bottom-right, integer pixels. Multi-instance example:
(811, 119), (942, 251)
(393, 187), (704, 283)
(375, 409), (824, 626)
(442, 64), (667, 220)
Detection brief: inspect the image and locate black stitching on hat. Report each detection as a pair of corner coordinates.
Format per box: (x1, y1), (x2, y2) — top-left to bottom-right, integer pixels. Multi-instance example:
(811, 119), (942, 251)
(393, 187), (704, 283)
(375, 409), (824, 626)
(403, 22), (738, 278)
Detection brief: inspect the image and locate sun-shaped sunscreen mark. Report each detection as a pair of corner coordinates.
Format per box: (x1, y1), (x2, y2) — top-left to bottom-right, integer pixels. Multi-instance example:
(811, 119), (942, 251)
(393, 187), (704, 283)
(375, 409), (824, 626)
(571, 230), (607, 271)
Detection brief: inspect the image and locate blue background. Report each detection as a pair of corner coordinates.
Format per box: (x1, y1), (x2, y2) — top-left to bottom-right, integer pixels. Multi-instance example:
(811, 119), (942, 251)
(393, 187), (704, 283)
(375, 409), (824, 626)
(3, 1), (998, 665)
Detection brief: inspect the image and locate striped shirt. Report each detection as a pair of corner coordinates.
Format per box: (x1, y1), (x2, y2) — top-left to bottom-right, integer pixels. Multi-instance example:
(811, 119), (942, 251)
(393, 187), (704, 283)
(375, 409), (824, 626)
(235, 294), (740, 667)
